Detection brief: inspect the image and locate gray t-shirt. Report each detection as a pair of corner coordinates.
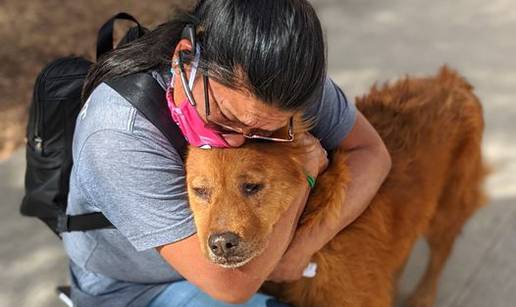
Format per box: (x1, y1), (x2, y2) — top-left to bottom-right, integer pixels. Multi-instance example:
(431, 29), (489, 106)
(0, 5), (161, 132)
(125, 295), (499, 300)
(62, 71), (356, 307)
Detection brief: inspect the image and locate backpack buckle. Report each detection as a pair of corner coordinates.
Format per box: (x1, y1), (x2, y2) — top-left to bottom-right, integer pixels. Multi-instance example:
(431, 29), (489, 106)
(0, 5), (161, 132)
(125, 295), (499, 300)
(56, 213), (70, 233)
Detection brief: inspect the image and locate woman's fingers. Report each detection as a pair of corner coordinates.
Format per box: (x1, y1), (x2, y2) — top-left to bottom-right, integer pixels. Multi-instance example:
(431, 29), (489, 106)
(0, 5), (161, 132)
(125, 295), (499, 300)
(297, 133), (329, 177)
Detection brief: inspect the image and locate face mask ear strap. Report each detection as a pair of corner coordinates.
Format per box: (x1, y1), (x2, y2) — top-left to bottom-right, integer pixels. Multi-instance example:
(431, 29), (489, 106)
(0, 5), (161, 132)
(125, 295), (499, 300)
(188, 44), (201, 89)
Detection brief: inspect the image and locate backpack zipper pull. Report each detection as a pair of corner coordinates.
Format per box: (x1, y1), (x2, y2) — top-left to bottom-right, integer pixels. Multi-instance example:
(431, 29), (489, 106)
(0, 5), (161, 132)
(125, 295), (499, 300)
(34, 137), (43, 154)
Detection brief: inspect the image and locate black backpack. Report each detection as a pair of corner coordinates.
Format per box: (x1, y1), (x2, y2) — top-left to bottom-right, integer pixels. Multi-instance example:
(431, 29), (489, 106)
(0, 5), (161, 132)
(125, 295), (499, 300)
(20, 12), (186, 236)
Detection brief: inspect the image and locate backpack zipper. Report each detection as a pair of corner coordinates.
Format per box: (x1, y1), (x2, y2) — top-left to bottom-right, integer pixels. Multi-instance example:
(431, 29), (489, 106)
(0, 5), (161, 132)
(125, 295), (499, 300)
(32, 57), (70, 154)
(33, 71), (46, 155)
(34, 136), (43, 154)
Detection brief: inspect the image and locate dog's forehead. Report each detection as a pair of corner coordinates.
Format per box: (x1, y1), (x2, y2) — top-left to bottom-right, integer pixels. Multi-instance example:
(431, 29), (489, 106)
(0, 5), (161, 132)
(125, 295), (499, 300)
(187, 147), (270, 178)
(186, 142), (304, 187)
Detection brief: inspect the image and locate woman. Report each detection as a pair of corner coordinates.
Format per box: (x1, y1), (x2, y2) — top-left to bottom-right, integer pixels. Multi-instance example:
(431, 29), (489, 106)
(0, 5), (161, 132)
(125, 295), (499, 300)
(65, 0), (391, 306)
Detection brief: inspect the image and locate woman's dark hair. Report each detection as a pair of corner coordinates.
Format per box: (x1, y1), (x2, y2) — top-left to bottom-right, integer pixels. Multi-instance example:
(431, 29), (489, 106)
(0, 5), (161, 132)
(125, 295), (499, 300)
(83, 0), (326, 111)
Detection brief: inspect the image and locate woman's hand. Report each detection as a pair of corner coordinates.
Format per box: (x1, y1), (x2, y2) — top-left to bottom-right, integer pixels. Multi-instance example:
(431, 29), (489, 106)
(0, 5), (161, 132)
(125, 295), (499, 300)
(266, 233), (315, 282)
(297, 133), (329, 178)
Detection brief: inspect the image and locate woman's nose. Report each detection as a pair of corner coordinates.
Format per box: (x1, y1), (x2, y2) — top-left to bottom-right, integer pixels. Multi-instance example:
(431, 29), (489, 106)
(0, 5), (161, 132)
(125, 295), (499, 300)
(222, 134), (246, 147)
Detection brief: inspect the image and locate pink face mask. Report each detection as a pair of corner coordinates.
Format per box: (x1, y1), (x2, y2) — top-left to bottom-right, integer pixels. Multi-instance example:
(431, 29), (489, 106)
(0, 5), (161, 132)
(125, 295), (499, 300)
(166, 46), (230, 149)
(166, 88), (230, 149)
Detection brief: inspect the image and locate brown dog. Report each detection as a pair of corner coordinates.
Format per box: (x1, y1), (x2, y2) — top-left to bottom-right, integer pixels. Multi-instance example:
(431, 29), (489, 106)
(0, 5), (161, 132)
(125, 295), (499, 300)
(185, 66), (488, 307)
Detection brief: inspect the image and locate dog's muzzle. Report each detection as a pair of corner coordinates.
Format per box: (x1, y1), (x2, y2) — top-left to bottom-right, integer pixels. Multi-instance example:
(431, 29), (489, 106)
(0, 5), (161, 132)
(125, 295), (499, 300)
(208, 232), (241, 258)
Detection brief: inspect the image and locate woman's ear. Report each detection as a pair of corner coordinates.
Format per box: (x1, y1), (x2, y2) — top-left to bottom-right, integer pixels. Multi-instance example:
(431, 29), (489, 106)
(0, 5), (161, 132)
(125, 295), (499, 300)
(172, 39), (194, 62)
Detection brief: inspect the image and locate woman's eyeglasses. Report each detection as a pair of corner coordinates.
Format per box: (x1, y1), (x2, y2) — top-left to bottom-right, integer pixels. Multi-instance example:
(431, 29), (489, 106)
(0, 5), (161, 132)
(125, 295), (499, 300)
(176, 54), (294, 143)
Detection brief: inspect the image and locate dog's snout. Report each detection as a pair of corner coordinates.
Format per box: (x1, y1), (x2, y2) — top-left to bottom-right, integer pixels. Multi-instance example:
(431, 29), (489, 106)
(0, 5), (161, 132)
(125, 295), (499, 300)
(208, 232), (241, 257)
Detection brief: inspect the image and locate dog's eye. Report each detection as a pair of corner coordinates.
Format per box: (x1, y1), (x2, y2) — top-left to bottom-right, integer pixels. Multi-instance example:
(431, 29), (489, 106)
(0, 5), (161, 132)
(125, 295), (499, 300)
(192, 187), (210, 200)
(241, 183), (263, 196)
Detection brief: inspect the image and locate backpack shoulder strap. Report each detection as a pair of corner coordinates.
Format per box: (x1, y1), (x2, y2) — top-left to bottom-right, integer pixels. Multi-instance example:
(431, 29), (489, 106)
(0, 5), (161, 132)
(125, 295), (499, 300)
(105, 73), (187, 158)
(96, 12), (145, 60)
(60, 73), (187, 234)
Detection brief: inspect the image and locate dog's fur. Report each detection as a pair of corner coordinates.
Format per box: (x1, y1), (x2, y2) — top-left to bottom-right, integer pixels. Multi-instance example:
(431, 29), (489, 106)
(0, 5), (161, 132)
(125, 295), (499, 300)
(185, 66), (488, 307)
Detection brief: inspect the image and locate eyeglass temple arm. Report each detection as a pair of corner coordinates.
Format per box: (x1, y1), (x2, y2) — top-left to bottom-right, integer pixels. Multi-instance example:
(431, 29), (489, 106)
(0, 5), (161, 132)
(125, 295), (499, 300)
(177, 53), (197, 106)
(203, 75), (210, 115)
(181, 25), (196, 51)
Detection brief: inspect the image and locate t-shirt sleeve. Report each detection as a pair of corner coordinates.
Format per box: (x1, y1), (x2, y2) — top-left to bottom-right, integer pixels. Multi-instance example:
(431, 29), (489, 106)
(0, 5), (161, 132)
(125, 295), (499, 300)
(304, 77), (357, 151)
(75, 127), (196, 252)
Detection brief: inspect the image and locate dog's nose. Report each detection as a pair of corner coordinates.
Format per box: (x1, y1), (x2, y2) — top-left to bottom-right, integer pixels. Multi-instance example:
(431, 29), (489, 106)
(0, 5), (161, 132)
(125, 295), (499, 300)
(208, 232), (241, 257)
